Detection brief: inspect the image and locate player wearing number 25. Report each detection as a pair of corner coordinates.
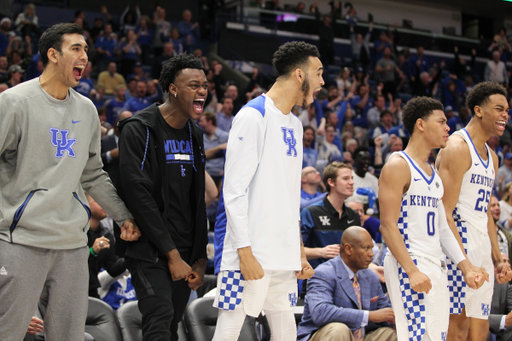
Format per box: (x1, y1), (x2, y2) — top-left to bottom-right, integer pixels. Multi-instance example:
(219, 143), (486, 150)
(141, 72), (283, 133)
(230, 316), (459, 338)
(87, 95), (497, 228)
(379, 96), (487, 341)
(436, 82), (512, 341)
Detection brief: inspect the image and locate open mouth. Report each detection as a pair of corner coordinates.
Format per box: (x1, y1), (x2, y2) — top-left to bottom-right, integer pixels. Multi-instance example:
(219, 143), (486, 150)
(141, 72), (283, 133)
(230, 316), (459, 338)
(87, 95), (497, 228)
(497, 121), (506, 132)
(193, 99), (205, 113)
(73, 66), (84, 80)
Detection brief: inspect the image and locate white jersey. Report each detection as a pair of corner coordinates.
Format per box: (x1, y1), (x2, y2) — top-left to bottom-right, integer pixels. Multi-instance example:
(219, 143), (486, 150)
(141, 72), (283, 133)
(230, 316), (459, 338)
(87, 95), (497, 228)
(392, 152), (451, 263)
(452, 129), (495, 235)
(214, 94), (303, 273)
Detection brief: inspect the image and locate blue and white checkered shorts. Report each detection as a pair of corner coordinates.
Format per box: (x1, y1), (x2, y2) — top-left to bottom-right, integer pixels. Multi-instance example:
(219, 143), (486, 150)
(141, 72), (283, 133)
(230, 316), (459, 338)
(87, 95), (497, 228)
(398, 260), (426, 341)
(213, 270), (245, 311)
(446, 221), (468, 315)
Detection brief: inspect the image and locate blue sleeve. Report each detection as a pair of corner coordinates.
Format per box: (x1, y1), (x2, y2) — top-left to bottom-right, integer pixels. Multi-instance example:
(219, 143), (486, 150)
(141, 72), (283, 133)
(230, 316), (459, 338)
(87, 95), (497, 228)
(336, 100), (348, 131)
(300, 208), (315, 245)
(333, 136), (343, 155)
(313, 99), (323, 127)
(321, 99), (329, 114)
(301, 193), (327, 211)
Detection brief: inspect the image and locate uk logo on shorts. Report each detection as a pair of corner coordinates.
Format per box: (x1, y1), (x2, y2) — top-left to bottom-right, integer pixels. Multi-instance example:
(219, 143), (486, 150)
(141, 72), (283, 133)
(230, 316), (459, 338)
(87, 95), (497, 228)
(441, 332), (447, 341)
(281, 127), (297, 157)
(481, 303), (490, 316)
(50, 128), (76, 158)
(288, 293), (297, 307)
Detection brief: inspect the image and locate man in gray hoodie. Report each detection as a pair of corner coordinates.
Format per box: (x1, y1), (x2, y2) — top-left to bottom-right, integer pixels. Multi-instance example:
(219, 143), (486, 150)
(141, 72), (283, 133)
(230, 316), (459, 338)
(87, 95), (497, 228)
(0, 23), (140, 341)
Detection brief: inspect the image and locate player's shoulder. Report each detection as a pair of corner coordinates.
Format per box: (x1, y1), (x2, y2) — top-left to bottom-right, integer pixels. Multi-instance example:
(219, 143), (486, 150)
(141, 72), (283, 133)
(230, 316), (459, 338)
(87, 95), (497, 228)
(238, 95), (267, 118)
(379, 153), (411, 186)
(444, 132), (469, 154)
(437, 133), (471, 171)
(381, 152), (409, 174)
(0, 78), (41, 103)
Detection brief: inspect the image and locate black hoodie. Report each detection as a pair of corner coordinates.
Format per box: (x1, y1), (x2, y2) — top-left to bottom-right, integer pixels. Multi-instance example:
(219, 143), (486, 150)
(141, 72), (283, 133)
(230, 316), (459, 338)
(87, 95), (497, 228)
(116, 103), (208, 264)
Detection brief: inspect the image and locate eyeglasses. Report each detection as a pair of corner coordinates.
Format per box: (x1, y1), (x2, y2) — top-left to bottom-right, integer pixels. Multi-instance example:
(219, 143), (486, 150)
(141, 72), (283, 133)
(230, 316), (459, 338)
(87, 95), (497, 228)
(303, 170), (320, 176)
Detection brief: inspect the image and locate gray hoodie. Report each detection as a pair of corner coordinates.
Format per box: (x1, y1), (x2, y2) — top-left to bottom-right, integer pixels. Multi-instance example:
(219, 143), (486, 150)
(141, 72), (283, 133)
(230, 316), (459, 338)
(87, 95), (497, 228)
(0, 78), (132, 249)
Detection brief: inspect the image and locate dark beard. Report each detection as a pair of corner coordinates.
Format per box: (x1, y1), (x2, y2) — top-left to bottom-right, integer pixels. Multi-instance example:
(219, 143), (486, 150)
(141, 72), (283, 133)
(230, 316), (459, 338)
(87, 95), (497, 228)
(301, 73), (310, 109)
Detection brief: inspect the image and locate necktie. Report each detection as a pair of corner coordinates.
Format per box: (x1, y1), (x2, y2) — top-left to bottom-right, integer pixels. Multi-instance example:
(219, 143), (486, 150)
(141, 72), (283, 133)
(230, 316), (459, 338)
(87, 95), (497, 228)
(352, 275), (363, 341)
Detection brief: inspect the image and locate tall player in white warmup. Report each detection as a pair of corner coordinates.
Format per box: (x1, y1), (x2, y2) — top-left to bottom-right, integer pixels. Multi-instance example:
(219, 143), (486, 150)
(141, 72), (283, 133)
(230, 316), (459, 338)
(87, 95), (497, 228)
(379, 97), (486, 341)
(212, 41), (323, 341)
(437, 82), (512, 341)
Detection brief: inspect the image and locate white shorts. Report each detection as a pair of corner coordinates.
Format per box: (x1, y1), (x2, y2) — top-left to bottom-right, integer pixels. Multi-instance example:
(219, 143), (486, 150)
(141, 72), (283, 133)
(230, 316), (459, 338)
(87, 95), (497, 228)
(446, 222), (494, 319)
(384, 253), (449, 341)
(213, 270), (297, 317)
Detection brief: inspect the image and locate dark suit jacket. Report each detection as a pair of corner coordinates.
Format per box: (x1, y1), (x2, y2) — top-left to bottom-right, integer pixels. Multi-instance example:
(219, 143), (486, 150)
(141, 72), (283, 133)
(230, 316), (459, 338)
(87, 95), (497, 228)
(487, 282), (512, 341)
(297, 255), (392, 341)
(101, 134), (119, 186)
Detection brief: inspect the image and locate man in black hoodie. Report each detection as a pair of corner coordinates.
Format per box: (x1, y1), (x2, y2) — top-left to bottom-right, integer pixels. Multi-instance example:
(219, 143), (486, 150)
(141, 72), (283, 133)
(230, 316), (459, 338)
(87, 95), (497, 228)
(117, 53), (208, 341)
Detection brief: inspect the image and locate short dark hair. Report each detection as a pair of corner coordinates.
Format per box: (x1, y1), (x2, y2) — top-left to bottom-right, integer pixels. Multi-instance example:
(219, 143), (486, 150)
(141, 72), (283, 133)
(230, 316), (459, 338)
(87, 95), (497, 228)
(272, 41), (319, 77)
(402, 97), (444, 135)
(39, 23), (83, 68)
(466, 82), (507, 116)
(380, 109), (392, 119)
(220, 96), (233, 104)
(158, 53), (204, 93)
(323, 110), (335, 120)
(202, 112), (216, 126)
(303, 125), (315, 134)
(353, 146), (370, 160)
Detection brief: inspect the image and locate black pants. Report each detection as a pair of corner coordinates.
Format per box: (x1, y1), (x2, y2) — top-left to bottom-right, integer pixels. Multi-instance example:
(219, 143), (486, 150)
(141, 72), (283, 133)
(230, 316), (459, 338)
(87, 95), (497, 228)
(126, 256), (191, 341)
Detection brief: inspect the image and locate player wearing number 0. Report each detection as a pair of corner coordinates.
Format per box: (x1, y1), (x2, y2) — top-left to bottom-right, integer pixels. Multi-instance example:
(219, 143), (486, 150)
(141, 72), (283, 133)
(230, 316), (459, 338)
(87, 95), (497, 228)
(436, 82), (512, 341)
(379, 97), (487, 341)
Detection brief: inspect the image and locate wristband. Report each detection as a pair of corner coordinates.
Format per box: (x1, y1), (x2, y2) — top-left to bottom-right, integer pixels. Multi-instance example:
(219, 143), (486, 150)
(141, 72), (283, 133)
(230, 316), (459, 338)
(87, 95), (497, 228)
(90, 247), (97, 257)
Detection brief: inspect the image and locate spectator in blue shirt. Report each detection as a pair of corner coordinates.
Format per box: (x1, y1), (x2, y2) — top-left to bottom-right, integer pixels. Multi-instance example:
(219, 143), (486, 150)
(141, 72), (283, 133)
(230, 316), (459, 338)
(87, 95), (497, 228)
(74, 62), (94, 98)
(123, 80), (162, 113)
(105, 85), (127, 125)
(350, 83), (374, 129)
(300, 166), (326, 210)
(408, 45), (429, 84)
(0, 18), (15, 56)
(215, 97), (234, 133)
(443, 74), (465, 111)
(135, 15), (153, 65)
(448, 105), (471, 135)
(303, 126), (318, 168)
(199, 112), (228, 185)
(178, 10), (200, 52)
(95, 24), (119, 72)
(119, 29), (141, 78)
(373, 30), (393, 62)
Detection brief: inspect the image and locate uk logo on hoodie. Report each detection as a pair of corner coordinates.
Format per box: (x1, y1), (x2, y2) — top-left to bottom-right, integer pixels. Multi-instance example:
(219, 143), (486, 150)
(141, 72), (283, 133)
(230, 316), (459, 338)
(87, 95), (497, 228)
(49, 128), (76, 158)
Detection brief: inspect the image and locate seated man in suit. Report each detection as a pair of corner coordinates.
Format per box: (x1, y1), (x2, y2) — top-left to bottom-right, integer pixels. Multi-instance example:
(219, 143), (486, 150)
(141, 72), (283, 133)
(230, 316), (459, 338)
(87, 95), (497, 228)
(487, 253), (512, 341)
(297, 226), (396, 341)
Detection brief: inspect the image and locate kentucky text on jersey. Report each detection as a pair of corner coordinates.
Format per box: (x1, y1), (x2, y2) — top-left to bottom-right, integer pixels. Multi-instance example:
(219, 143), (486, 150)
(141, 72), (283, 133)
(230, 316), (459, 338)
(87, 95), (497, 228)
(469, 174), (495, 188)
(409, 195), (439, 208)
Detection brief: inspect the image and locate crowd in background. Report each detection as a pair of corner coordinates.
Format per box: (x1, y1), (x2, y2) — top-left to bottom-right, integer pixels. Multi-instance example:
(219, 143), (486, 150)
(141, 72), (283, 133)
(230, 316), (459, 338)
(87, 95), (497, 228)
(4, 2), (512, 340)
